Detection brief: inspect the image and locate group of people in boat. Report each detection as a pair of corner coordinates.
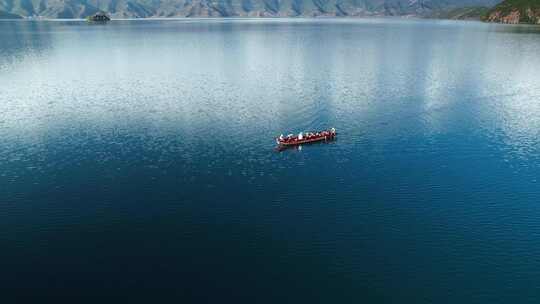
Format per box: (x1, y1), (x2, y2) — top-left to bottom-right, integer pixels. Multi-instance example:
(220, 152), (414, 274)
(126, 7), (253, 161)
(278, 128), (336, 143)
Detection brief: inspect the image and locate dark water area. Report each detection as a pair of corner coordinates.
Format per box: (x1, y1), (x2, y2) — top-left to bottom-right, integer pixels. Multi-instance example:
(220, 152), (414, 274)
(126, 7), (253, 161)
(1, 19), (540, 302)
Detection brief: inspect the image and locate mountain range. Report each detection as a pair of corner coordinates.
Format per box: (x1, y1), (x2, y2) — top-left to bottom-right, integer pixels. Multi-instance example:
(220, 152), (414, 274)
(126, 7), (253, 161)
(0, 0), (500, 19)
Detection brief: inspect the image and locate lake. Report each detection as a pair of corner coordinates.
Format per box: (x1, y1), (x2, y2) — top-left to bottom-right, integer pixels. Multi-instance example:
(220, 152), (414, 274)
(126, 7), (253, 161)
(1, 18), (540, 302)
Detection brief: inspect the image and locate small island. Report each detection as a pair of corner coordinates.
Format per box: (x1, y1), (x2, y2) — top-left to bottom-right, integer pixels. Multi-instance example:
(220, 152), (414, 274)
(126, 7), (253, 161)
(87, 12), (111, 22)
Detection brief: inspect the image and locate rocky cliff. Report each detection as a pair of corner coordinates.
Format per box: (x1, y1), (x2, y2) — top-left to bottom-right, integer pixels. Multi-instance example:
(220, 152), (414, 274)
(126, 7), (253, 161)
(0, 0), (500, 19)
(485, 0), (540, 23)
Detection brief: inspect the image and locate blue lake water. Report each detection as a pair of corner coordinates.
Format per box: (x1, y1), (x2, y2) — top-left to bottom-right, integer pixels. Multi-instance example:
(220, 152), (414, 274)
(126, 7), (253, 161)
(2, 18), (540, 302)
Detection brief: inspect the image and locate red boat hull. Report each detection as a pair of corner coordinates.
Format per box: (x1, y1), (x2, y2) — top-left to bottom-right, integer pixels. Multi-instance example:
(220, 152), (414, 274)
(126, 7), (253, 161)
(276, 129), (336, 147)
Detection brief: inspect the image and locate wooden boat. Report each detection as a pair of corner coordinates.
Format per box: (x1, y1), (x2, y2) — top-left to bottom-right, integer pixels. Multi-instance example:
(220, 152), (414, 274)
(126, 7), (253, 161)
(276, 128), (336, 147)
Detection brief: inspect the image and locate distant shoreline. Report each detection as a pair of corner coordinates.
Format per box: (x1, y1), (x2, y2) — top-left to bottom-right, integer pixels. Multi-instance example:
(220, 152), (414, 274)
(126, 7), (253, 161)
(5, 15), (536, 25)
(4, 17), (537, 26)
(0, 16), (484, 22)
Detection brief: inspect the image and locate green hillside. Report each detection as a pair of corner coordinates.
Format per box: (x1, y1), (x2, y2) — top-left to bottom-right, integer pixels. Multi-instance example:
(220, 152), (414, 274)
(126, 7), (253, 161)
(0, 10), (22, 19)
(485, 0), (540, 23)
(430, 6), (490, 19)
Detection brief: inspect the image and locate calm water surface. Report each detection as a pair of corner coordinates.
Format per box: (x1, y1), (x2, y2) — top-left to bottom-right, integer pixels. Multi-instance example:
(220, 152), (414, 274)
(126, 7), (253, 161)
(2, 18), (540, 302)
